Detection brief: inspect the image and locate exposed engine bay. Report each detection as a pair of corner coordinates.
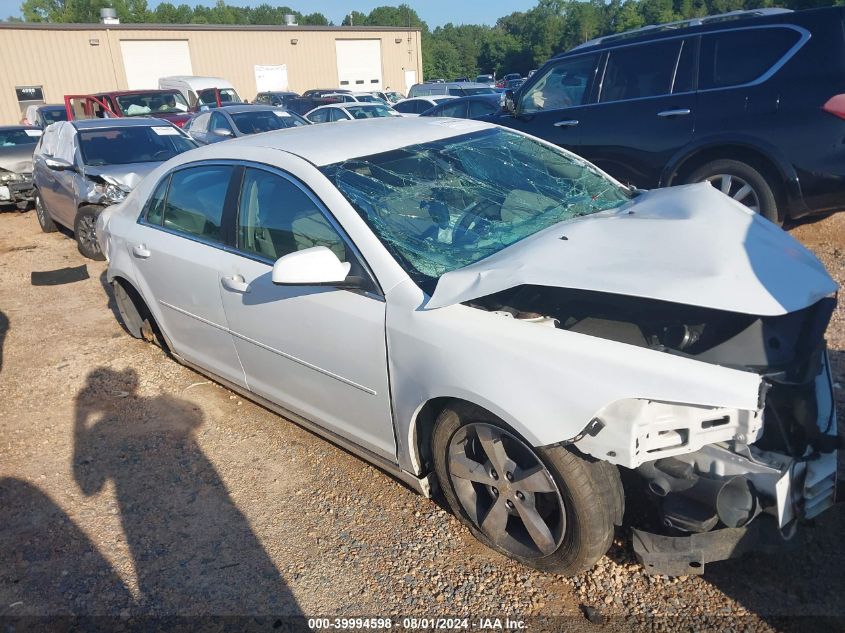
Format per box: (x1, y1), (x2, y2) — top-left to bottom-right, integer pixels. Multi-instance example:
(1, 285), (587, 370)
(467, 285), (839, 574)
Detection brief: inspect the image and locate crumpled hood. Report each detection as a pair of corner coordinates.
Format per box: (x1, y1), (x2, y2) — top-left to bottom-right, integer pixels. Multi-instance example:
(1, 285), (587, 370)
(427, 183), (837, 316)
(84, 162), (158, 191)
(0, 146), (35, 174)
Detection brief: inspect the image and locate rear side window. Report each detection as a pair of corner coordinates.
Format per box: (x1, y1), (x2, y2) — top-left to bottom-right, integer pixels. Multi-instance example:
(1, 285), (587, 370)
(699, 27), (801, 89)
(468, 99), (498, 117)
(162, 165), (233, 243)
(438, 101), (468, 118)
(145, 175), (169, 225)
(309, 109), (330, 123)
(600, 40), (682, 102)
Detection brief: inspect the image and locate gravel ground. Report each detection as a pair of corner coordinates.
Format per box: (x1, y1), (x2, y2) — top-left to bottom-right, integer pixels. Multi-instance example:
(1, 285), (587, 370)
(0, 209), (843, 631)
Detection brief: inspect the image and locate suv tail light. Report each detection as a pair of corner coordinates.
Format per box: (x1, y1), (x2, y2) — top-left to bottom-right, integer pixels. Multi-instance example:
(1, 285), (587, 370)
(822, 94), (845, 120)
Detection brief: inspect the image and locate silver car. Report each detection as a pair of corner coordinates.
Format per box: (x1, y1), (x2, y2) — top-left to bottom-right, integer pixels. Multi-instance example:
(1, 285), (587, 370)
(185, 105), (308, 146)
(0, 126), (42, 209)
(97, 118), (838, 577)
(32, 118), (196, 259)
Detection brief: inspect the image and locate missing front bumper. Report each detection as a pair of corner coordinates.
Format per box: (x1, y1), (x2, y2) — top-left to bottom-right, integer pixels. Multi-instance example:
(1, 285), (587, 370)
(632, 517), (793, 576)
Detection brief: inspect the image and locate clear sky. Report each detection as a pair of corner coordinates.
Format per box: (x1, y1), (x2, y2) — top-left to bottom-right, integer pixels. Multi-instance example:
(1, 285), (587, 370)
(1, 0), (539, 26)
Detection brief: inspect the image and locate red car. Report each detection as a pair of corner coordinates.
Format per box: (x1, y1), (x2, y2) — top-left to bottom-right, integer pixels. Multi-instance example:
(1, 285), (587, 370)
(64, 90), (194, 127)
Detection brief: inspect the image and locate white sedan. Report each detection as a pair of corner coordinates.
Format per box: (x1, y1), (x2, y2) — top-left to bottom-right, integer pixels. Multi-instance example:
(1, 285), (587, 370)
(304, 103), (401, 124)
(97, 118), (838, 576)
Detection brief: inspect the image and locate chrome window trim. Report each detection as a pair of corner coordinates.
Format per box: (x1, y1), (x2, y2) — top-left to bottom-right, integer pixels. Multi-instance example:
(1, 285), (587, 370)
(521, 24), (810, 114)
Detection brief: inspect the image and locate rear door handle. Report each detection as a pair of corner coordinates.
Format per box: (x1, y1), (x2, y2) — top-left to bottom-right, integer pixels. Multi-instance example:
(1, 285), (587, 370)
(657, 109), (691, 117)
(132, 244), (151, 259)
(221, 274), (250, 294)
(553, 119), (579, 127)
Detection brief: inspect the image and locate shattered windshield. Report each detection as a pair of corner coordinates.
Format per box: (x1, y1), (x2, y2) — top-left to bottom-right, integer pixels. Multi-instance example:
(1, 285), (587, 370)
(320, 127), (630, 285)
(117, 92), (189, 116)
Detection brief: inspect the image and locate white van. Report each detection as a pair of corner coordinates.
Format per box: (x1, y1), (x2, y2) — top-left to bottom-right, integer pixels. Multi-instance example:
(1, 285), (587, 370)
(158, 76), (242, 109)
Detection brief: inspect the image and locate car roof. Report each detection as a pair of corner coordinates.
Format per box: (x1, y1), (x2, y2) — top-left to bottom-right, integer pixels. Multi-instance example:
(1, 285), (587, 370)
(223, 116), (492, 166)
(563, 7), (798, 53)
(38, 104), (65, 111)
(0, 125), (40, 132)
(413, 82), (491, 89)
(160, 76), (233, 89)
(71, 117), (174, 130)
(216, 105), (284, 114)
(96, 89), (181, 97)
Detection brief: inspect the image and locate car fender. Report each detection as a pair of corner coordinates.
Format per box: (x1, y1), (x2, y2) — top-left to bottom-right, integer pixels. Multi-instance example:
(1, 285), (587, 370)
(385, 281), (762, 475)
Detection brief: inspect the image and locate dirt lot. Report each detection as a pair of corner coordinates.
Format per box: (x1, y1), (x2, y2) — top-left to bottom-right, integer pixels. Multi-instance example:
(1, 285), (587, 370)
(0, 209), (843, 631)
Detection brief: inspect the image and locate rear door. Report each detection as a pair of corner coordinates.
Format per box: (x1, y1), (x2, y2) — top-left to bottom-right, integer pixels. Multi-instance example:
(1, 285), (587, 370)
(494, 53), (599, 155)
(127, 164), (247, 388)
(577, 38), (697, 188)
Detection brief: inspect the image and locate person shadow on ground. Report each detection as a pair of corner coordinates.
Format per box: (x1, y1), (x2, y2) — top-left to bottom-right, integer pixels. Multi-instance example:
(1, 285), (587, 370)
(0, 477), (134, 616)
(73, 367), (302, 617)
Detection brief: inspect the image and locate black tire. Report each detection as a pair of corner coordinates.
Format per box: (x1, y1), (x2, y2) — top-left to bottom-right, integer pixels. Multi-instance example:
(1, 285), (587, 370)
(112, 280), (145, 339)
(34, 191), (57, 233)
(74, 205), (105, 261)
(432, 402), (622, 576)
(686, 159), (781, 224)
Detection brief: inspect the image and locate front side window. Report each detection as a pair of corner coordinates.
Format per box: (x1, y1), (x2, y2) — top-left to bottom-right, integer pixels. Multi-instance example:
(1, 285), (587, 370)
(600, 41), (681, 102)
(699, 27), (801, 89)
(237, 168), (346, 262)
(520, 54), (598, 113)
(320, 128), (629, 286)
(161, 165), (233, 243)
(78, 126), (196, 166)
(308, 109), (330, 123)
(210, 112), (233, 134)
(392, 101), (415, 114)
(190, 113), (211, 133)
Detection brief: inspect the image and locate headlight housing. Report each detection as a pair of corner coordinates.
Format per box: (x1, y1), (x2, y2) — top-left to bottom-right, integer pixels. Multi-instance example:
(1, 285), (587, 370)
(104, 183), (128, 202)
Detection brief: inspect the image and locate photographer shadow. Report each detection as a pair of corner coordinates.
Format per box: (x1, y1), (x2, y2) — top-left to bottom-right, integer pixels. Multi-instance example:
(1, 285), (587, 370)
(73, 366), (302, 616)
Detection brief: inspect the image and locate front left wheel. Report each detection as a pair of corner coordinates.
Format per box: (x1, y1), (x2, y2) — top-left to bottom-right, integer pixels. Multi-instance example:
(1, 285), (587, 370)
(432, 402), (622, 576)
(74, 205), (105, 260)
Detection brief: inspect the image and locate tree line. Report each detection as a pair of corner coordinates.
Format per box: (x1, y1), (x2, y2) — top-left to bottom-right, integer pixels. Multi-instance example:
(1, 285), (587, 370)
(13, 0), (841, 80)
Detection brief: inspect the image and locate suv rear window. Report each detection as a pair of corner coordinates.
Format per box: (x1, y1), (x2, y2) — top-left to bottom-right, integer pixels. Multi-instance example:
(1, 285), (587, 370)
(699, 27), (801, 89)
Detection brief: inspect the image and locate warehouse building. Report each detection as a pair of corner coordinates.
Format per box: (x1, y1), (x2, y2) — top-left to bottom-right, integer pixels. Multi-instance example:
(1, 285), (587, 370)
(0, 18), (423, 124)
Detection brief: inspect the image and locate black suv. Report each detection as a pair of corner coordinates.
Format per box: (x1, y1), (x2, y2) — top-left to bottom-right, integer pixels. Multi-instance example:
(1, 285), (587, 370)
(491, 7), (845, 223)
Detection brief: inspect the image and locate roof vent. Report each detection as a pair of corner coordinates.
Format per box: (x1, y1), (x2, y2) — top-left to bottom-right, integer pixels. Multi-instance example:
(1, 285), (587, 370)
(283, 14), (297, 26)
(100, 7), (119, 24)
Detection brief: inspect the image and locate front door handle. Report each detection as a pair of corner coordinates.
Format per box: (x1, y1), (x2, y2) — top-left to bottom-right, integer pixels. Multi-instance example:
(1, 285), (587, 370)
(221, 274), (250, 294)
(553, 119), (580, 127)
(132, 244), (151, 259)
(657, 108), (691, 117)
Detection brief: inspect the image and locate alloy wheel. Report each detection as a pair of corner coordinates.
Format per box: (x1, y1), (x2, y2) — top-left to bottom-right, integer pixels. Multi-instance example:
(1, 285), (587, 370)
(77, 214), (100, 255)
(704, 174), (761, 212)
(447, 423), (565, 559)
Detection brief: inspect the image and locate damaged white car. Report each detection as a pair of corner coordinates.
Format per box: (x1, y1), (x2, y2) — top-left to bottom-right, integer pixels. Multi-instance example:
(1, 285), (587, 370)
(97, 118), (839, 576)
(32, 119), (196, 260)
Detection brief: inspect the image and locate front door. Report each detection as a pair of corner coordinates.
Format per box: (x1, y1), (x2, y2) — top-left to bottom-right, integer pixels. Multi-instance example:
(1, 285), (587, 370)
(128, 164), (247, 388)
(577, 38), (697, 188)
(493, 53), (600, 156)
(215, 166), (396, 459)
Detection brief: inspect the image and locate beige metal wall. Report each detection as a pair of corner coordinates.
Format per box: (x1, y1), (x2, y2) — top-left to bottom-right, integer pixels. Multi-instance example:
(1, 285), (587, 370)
(0, 24), (423, 124)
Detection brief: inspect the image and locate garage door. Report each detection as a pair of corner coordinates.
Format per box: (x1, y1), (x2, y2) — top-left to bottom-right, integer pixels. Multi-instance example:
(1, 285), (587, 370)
(120, 40), (193, 90)
(335, 39), (383, 91)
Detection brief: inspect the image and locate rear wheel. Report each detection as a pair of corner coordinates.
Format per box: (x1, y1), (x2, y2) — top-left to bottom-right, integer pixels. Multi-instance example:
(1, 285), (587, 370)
(686, 159), (780, 224)
(74, 205), (105, 260)
(34, 192), (57, 233)
(432, 402), (621, 576)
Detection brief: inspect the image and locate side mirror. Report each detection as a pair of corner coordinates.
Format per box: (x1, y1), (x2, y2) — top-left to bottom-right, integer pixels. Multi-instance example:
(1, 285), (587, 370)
(45, 157), (75, 171)
(503, 89), (516, 114)
(272, 246), (352, 286)
(213, 128), (233, 137)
